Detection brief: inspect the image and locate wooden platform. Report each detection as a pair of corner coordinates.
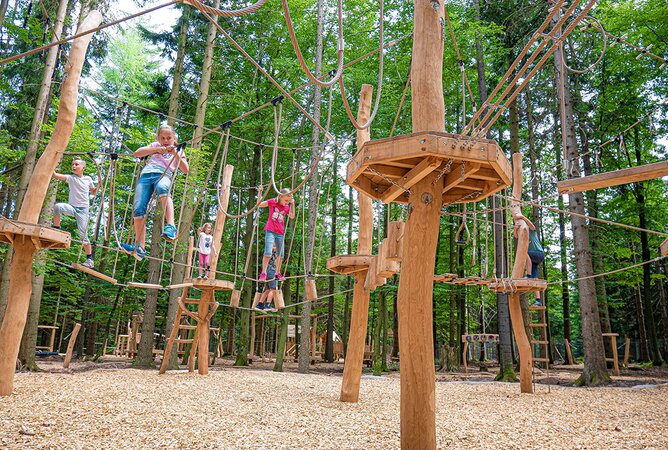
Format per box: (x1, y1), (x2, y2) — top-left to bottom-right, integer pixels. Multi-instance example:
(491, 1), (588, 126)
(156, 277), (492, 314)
(0, 216), (70, 249)
(346, 132), (512, 204)
(487, 278), (547, 294)
(326, 254), (373, 274)
(557, 161), (668, 194)
(185, 278), (234, 291)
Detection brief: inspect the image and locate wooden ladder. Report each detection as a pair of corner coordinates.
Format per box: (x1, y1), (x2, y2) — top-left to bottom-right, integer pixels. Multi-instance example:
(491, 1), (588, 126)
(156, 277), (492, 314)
(159, 287), (218, 373)
(529, 303), (549, 369)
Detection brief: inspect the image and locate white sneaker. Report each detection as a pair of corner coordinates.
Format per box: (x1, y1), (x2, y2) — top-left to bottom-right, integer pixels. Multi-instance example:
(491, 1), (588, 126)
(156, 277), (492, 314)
(81, 258), (94, 269)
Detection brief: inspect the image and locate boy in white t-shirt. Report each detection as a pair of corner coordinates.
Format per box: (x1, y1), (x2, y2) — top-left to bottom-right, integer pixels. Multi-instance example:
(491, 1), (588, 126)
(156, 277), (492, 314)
(52, 157), (99, 268)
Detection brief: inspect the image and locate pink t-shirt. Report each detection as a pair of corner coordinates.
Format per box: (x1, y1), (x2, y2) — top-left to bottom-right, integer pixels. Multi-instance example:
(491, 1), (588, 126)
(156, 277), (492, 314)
(264, 198), (291, 235)
(141, 142), (186, 175)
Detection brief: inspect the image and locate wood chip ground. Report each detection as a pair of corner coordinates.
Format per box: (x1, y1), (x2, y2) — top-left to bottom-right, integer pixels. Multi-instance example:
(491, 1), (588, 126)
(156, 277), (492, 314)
(1, 363), (667, 449)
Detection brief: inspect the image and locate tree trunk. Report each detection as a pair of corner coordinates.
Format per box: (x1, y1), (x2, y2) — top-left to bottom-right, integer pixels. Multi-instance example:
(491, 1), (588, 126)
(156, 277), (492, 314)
(657, 278), (668, 361)
(298, 0), (325, 374)
(554, 26), (609, 385)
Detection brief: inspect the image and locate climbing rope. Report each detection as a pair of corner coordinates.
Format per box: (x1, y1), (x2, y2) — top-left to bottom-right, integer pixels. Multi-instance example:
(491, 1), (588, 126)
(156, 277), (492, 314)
(180, 0), (268, 17)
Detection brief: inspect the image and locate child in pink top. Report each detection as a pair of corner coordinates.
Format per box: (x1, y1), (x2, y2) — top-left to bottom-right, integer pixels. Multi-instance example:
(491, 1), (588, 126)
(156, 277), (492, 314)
(258, 188), (294, 281)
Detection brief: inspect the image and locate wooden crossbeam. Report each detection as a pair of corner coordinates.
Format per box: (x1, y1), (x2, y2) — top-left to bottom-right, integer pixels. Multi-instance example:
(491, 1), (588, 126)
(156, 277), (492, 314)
(381, 157), (442, 203)
(557, 161), (668, 194)
(72, 264), (117, 284)
(442, 162), (481, 194)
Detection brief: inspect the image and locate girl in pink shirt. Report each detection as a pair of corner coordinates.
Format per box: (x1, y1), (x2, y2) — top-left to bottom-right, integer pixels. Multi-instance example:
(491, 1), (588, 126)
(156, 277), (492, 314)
(258, 188), (295, 281)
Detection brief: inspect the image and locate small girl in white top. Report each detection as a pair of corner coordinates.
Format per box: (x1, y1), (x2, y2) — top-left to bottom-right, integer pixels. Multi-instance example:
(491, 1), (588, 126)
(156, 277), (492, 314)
(197, 222), (215, 278)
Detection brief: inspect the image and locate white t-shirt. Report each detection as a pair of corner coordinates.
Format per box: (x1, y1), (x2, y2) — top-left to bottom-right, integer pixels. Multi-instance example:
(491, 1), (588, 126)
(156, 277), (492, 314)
(66, 174), (95, 208)
(198, 232), (213, 255)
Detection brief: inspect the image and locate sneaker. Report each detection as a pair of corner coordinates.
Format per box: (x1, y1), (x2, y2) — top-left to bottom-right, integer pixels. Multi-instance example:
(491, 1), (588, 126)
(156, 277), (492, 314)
(162, 224), (177, 241)
(134, 246), (146, 261)
(81, 258), (94, 269)
(259, 272), (267, 281)
(534, 299), (542, 306)
(275, 272), (285, 281)
(255, 302), (264, 311)
(203, 274), (208, 279)
(121, 243), (136, 255)
(264, 304), (277, 312)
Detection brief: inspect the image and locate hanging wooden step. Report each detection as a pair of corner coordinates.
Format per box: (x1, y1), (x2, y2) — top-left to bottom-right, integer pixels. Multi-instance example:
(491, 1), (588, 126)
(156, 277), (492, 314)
(0, 215), (71, 249)
(71, 263), (118, 284)
(531, 340), (549, 345)
(178, 325), (197, 331)
(127, 282), (163, 290)
(434, 273), (458, 283)
(166, 282), (193, 290)
(174, 339), (194, 344)
(533, 357), (549, 363)
(487, 278), (547, 293)
(326, 254), (373, 274)
(346, 131), (512, 205)
(529, 305), (546, 311)
(557, 161), (668, 194)
(529, 323), (547, 327)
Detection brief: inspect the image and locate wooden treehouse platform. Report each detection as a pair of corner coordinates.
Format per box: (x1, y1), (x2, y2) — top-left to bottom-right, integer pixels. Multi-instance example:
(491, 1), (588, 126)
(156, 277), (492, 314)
(346, 132), (512, 204)
(0, 216), (70, 250)
(487, 278), (548, 294)
(185, 278), (234, 291)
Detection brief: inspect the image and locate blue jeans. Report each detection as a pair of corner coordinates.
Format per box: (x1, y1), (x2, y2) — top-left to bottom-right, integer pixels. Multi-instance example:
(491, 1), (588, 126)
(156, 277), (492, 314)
(264, 231), (285, 257)
(133, 172), (172, 219)
(527, 250), (544, 278)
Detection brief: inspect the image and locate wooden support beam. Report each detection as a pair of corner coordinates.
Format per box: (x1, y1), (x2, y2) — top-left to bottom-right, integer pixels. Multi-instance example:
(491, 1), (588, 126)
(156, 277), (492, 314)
(508, 293), (532, 393)
(557, 161), (668, 194)
(442, 162), (481, 194)
(63, 323), (82, 369)
(381, 157), (441, 203)
(72, 264), (118, 284)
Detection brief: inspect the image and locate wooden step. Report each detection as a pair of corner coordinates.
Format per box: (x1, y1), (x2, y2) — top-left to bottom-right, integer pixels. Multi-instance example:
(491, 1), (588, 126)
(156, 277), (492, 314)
(533, 357), (549, 362)
(184, 298), (201, 304)
(531, 340), (549, 345)
(529, 323), (547, 327)
(174, 339), (194, 344)
(529, 305), (546, 310)
(178, 325), (197, 330)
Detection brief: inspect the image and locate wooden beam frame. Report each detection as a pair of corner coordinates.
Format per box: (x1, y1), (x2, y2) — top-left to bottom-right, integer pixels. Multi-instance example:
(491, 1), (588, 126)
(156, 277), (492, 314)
(381, 157), (442, 203)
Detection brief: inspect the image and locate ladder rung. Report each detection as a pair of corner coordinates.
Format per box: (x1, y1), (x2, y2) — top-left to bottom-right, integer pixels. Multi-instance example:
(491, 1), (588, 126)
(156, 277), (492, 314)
(530, 305), (546, 310)
(529, 323), (547, 327)
(531, 340), (549, 345)
(184, 298), (200, 304)
(174, 339), (194, 344)
(533, 357), (549, 362)
(178, 325), (197, 330)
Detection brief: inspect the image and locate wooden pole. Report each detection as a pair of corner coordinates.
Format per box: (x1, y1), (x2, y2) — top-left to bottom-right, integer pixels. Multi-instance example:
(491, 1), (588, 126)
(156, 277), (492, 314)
(63, 323), (82, 369)
(196, 164), (233, 375)
(340, 84), (374, 403)
(508, 152), (533, 393)
(0, 12), (102, 396)
(395, 2), (445, 447)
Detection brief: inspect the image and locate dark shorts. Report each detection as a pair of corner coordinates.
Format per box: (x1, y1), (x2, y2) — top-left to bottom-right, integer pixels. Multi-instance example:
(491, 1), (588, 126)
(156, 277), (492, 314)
(527, 250), (544, 278)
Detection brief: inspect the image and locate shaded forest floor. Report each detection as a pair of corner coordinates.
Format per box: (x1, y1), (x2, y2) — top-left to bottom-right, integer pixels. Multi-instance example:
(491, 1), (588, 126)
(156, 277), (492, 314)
(1, 355), (667, 448)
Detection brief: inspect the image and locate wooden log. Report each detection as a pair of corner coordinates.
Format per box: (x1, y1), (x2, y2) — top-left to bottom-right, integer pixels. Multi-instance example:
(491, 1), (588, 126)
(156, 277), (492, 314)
(557, 160), (668, 194)
(71, 263), (118, 284)
(127, 282), (163, 290)
(166, 282), (193, 290)
(509, 153), (529, 279)
(385, 221), (404, 261)
(508, 293), (532, 393)
(305, 280), (317, 302)
(396, 4), (445, 445)
(341, 83), (374, 404)
(274, 290), (285, 309)
(210, 165), (233, 274)
(230, 289), (241, 308)
(63, 323), (81, 369)
(186, 236), (195, 278)
(623, 336), (630, 366)
(462, 341), (468, 372)
(0, 12), (102, 396)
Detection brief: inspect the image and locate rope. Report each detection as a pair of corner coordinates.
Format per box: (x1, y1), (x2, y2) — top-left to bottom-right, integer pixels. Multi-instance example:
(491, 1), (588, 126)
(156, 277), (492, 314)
(338, 0), (385, 130)
(390, 63), (411, 137)
(548, 256), (664, 286)
(281, 0), (344, 88)
(180, 0), (267, 17)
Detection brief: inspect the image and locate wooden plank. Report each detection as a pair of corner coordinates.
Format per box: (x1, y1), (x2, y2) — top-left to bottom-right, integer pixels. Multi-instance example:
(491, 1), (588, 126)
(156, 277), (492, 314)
(326, 255), (373, 274)
(72, 264), (118, 284)
(488, 278), (548, 293)
(386, 221), (404, 261)
(381, 157), (442, 203)
(187, 278), (234, 291)
(433, 273), (457, 283)
(127, 282), (163, 290)
(166, 282), (193, 290)
(557, 161), (668, 194)
(442, 163), (481, 194)
(63, 323), (82, 369)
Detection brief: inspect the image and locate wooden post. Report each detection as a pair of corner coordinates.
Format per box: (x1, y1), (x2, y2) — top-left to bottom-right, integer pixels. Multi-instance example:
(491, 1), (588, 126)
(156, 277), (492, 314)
(508, 152), (533, 393)
(340, 84), (374, 403)
(623, 336), (630, 366)
(396, 2), (445, 447)
(0, 12), (102, 397)
(196, 164), (233, 375)
(462, 340), (468, 372)
(249, 312), (256, 359)
(63, 323), (81, 369)
(565, 338), (575, 365)
(311, 316), (318, 359)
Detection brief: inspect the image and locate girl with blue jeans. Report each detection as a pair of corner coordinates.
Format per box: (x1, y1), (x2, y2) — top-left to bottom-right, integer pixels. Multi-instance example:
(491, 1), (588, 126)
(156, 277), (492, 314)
(258, 188), (295, 281)
(121, 125), (189, 260)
